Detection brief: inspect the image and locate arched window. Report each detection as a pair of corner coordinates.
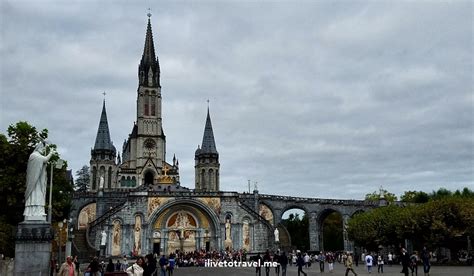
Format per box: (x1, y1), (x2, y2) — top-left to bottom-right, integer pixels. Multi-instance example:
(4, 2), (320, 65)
(144, 92), (149, 116)
(200, 170), (205, 190)
(145, 171), (154, 185)
(208, 169), (214, 190)
(92, 167), (97, 190)
(107, 167), (112, 189)
(151, 96), (156, 116)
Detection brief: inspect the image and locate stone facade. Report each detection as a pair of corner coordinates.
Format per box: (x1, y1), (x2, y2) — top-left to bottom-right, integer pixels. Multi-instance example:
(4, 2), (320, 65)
(70, 16), (381, 259)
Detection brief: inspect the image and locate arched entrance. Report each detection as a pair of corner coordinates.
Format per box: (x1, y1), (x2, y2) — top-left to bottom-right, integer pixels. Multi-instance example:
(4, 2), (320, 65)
(319, 209), (344, 252)
(281, 207), (309, 251)
(144, 171), (154, 185)
(148, 199), (220, 255)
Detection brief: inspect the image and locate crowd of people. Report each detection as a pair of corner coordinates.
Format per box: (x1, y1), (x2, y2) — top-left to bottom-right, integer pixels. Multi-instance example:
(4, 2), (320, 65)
(53, 246), (434, 276)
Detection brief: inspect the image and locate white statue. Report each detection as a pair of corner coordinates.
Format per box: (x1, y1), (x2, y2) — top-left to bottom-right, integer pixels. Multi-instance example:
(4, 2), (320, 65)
(100, 230), (107, 246)
(23, 141), (55, 221)
(99, 175), (105, 190)
(274, 228), (280, 243)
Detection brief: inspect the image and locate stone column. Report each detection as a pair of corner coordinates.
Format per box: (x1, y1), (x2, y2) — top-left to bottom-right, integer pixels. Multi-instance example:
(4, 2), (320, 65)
(342, 214), (353, 252)
(308, 211), (320, 251)
(14, 222), (53, 276)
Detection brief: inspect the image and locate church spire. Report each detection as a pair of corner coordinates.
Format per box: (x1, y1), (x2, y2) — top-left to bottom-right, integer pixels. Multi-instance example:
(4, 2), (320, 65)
(200, 107), (218, 154)
(138, 14), (160, 87)
(94, 100), (115, 152)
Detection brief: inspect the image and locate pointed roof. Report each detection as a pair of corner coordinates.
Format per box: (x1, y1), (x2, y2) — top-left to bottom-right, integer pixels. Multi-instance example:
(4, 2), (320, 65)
(141, 18), (156, 67)
(139, 18), (160, 87)
(94, 100), (116, 152)
(200, 108), (218, 154)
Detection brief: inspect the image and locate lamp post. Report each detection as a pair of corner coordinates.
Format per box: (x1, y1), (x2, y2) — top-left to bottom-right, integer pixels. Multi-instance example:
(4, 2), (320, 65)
(66, 218), (73, 257)
(48, 159), (65, 223)
(58, 220), (64, 264)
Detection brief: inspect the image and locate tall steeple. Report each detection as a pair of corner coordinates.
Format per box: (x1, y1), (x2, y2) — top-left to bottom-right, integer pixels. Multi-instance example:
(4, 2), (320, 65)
(94, 100), (115, 151)
(90, 99), (117, 191)
(195, 106), (220, 191)
(200, 108), (218, 154)
(138, 14), (160, 87)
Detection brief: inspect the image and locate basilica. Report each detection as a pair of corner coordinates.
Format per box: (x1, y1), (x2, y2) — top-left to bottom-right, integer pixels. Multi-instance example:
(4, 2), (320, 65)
(71, 16), (379, 259)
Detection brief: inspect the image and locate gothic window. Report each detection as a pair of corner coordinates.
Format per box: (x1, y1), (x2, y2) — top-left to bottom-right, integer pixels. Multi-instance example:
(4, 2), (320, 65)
(144, 171), (154, 185)
(151, 96), (156, 116)
(92, 167), (97, 190)
(144, 94), (149, 116)
(200, 170), (205, 190)
(208, 169), (214, 190)
(108, 167), (112, 189)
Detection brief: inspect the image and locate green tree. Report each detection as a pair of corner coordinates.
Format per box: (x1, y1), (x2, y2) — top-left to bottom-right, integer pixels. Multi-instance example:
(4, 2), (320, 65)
(75, 165), (90, 191)
(401, 191), (430, 203)
(0, 121), (72, 257)
(282, 212), (309, 251)
(365, 188), (397, 202)
(322, 212), (343, 251)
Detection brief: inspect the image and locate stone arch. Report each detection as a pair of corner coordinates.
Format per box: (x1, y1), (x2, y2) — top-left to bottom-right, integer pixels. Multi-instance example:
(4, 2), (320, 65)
(147, 198), (221, 253)
(280, 206), (309, 251)
(144, 169), (154, 185)
(258, 202), (275, 226)
(318, 208), (344, 252)
(77, 202), (97, 230)
(351, 209), (365, 217)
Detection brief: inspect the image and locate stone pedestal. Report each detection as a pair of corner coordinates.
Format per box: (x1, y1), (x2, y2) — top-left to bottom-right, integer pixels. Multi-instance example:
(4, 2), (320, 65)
(14, 221), (53, 276)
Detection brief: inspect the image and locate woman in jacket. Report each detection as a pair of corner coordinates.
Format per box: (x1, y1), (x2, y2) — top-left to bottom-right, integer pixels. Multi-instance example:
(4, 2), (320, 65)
(126, 256), (145, 276)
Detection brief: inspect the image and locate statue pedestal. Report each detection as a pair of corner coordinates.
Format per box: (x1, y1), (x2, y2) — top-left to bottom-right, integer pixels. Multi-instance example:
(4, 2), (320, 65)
(14, 221), (53, 276)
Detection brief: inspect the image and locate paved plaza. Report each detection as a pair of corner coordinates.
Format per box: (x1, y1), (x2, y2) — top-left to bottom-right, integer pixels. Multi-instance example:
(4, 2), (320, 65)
(169, 264), (473, 276)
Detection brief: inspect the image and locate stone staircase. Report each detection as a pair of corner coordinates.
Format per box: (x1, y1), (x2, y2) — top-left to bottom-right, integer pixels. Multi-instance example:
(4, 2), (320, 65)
(72, 229), (96, 261)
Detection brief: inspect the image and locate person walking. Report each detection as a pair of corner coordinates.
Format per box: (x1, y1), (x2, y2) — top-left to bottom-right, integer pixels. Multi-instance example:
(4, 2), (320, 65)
(106, 259), (115, 273)
(377, 254), (384, 273)
(168, 254), (176, 276)
(296, 252), (307, 276)
(264, 250), (272, 276)
(421, 247), (431, 276)
(158, 255), (168, 276)
(255, 253), (262, 276)
(400, 248), (410, 276)
(387, 252), (393, 266)
(57, 256), (78, 276)
(345, 252), (358, 276)
(274, 250), (281, 276)
(410, 252), (418, 276)
(126, 256), (145, 276)
(279, 251), (288, 276)
(365, 252), (373, 274)
(319, 251), (325, 272)
(327, 252), (335, 273)
(143, 254), (157, 276)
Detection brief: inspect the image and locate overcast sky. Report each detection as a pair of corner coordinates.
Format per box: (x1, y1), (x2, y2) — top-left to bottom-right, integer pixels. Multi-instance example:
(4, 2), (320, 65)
(1, 0), (472, 200)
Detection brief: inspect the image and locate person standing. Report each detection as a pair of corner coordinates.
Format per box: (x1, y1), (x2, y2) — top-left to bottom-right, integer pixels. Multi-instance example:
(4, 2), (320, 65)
(319, 252), (325, 272)
(365, 252), (373, 274)
(143, 254), (157, 276)
(279, 251), (288, 276)
(410, 251), (418, 276)
(387, 252), (393, 266)
(377, 254), (384, 273)
(106, 259), (115, 273)
(421, 247), (431, 276)
(168, 254), (176, 276)
(264, 250), (272, 276)
(274, 250), (281, 276)
(327, 252), (335, 273)
(158, 255), (168, 276)
(400, 248), (410, 276)
(255, 253), (262, 276)
(296, 252), (307, 276)
(58, 256), (78, 276)
(126, 256), (144, 276)
(345, 252), (358, 276)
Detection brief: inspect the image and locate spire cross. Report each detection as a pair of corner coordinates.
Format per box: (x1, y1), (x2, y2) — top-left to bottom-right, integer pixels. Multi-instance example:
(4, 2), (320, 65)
(147, 8), (152, 18)
(207, 99), (210, 109)
(102, 91), (106, 99)
(163, 165), (169, 176)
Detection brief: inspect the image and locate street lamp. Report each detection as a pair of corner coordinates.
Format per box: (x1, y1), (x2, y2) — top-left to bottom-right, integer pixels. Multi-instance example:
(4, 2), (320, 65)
(48, 159), (65, 223)
(58, 220), (65, 263)
(66, 218), (73, 257)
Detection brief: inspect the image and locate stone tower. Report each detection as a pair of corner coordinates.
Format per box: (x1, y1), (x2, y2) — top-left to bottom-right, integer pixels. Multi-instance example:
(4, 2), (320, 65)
(118, 16), (179, 188)
(195, 108), (220, 191)
(90, 100), (117, 191)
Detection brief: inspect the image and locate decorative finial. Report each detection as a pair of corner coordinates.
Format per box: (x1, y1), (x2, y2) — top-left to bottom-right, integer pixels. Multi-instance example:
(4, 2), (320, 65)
(147, 8), (152, 18)
(102, 91), (107, 101)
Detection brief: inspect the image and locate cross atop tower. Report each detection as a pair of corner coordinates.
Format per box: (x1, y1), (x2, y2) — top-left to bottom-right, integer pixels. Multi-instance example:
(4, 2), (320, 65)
(147, 8), (152, 18)
(102, 91), (106, 100)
